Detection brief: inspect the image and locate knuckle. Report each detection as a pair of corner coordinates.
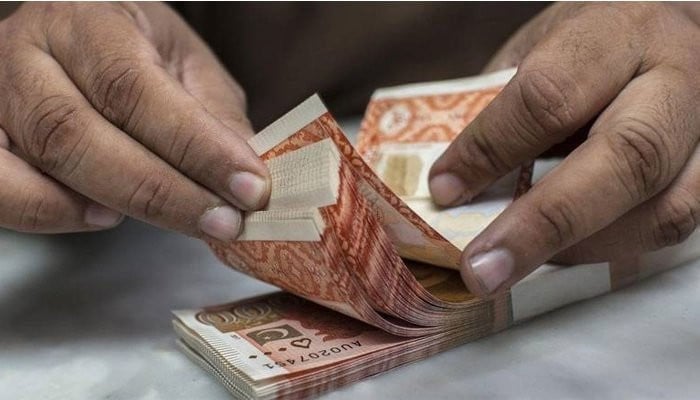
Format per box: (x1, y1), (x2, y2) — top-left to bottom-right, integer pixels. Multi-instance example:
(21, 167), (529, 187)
(169, 127), (202, 172)
(15, 192), (52, 232)
(606, 117), (670, 199)
(23, 95), (84, 173)
(458, 131), (512, 176)
(126, 176), (176, 220)
(592, 3), (664, 31)
(114, 1), (143, 21)
(651, 189), (699, 248)
(533, 196), (580, 250)
(515, 66), (580, 137)
(625, 2), (667, 25)
(88, 57), (148, 131)
(109, 2), (156, 37)
(230, 81), (248, 109)
(3, 48), (43, 104)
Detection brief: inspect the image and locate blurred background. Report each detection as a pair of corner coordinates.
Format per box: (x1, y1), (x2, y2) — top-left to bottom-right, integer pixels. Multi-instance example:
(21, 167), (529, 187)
(0, 2), (549, 128)
(173, 2), (548, 128)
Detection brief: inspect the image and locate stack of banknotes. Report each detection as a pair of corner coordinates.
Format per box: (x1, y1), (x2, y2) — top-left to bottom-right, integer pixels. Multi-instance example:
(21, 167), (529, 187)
(172, 68), (700, 399)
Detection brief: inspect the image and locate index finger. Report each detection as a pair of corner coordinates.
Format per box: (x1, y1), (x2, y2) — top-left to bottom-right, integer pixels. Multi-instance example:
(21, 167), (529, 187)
(459, 68), (700, 296)
(429, 8), (642, 206)
(1, 47), (239, 241)
(44, 3), (270, 211)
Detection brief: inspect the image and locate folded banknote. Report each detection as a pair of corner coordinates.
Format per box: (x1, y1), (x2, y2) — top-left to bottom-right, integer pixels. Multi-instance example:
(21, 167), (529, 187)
(173, 68), (700, 399)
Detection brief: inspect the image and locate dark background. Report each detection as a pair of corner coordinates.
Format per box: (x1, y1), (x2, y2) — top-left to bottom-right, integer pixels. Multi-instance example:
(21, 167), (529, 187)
(174, 2), (547, 128)
(0, 2), (549, 128)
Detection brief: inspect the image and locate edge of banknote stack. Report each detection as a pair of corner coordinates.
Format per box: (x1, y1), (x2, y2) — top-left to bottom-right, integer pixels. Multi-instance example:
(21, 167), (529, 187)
(172, 68), (700, 400)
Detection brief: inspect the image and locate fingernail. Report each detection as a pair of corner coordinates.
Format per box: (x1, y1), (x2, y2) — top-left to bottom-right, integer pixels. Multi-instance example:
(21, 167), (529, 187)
(429, 173), (467, 206)
(199, 206), (241, 241)
(464, 248), (515, 293)
(229, 172), (269, 210)
(85, 204), (123, 228)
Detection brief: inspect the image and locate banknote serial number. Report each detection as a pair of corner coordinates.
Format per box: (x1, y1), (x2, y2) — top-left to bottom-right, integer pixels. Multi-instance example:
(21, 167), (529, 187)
(262, 340), (362, 369)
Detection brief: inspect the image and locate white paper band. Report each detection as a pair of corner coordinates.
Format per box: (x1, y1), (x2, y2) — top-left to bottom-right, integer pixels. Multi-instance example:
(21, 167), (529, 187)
(511, 262), (611, 322)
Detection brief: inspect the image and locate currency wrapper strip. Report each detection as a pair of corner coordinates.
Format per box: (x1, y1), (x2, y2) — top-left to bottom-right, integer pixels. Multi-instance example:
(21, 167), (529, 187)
(172, 231), (700, 399)
(233, 93), (700, 327)
(173, 93), (700, 397)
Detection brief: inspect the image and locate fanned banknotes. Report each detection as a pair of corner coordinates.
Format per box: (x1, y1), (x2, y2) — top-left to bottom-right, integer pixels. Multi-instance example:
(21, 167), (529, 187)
(173, 69), (700, 399)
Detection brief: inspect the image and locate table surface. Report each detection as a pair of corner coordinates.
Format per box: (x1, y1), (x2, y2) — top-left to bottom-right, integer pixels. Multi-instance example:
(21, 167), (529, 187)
(2, 120), (700, 400)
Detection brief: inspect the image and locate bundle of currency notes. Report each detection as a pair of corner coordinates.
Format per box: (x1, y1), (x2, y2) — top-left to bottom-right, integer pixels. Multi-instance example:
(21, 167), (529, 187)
(173, 68), (700, 399)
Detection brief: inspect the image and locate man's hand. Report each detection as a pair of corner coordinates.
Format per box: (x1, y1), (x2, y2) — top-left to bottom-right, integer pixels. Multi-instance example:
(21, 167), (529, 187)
(428, 3), (700, 296)
(0, 2), (269, 241)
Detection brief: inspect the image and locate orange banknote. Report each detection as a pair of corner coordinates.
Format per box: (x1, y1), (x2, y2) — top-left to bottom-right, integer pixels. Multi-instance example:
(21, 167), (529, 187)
(173, 68), (700, 399)
(174, 292), (497, 400)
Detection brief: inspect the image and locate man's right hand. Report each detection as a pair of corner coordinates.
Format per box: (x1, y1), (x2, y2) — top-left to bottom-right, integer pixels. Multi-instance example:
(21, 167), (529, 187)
(0, 2), (269, 241)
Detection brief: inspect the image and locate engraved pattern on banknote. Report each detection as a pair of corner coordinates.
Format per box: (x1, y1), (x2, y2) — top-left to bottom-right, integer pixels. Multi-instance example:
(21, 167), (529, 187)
(356, 89), (501, 165)
(314, 115), (452, 244)
(210, 240), (342, 301)
(247, 324), (303, 346)
(205, 96), (526, 334)
(198, 294), (377, 343)
(258, 114), (447, 242)
(196, 298), (279, 332)
(326, 162), (411, 316)
(279, 305), (374, 343)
